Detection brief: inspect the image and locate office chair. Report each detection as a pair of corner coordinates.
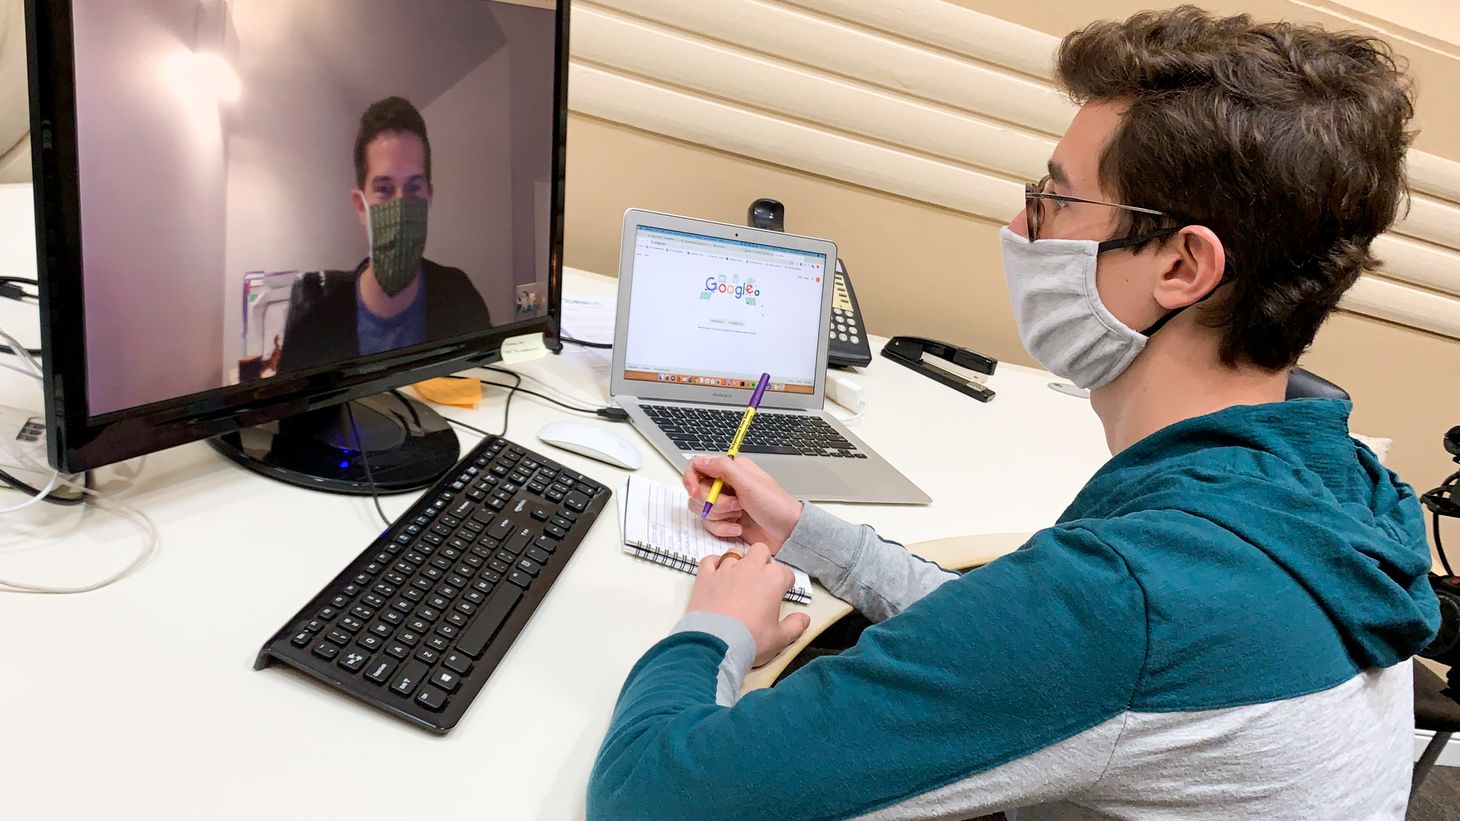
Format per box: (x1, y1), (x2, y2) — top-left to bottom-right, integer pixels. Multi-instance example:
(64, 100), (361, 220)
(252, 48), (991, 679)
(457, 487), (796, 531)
(1413, 661), (1460, 793)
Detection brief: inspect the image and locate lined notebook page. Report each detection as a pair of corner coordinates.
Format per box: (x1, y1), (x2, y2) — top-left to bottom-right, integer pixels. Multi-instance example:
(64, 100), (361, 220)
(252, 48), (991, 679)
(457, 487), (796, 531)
(621, 477), (812, 604)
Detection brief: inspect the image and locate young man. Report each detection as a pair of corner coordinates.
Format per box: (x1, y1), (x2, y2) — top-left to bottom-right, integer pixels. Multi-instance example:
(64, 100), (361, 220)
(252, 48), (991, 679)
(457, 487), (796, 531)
(276, 96), (490, 374)
(588, 7), (1439, 819)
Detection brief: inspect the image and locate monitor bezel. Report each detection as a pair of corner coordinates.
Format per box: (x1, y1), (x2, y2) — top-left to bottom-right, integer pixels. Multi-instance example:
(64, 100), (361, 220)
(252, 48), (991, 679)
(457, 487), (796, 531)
(25, 0), (570, 473)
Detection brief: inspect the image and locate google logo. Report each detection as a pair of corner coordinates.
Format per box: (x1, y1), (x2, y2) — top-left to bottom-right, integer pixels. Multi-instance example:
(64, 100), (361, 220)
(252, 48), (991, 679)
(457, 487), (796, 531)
(704, 277), (760, 299)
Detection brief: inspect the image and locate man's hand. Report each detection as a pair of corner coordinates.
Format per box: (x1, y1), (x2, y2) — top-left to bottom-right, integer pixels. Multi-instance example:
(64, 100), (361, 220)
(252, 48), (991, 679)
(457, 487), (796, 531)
(689, 543), (811, 666)
(683, 456), (803, 553)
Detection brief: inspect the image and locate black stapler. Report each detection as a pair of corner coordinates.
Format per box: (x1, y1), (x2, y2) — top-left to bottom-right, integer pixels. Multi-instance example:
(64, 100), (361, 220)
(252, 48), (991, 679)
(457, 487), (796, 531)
(880, 336), (997, 403)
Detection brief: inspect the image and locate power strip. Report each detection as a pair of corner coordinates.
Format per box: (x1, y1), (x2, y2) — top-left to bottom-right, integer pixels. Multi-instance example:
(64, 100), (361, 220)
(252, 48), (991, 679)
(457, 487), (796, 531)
(0, 405), (69, 486)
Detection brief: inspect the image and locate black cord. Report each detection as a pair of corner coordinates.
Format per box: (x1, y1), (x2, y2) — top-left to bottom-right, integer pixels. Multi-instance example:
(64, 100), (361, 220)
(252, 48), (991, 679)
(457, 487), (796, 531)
(559, 333), (612, 350)
(344, 403), (392, 529)
(0, 276), (38, 304)
(475, 366), (629, 422)
(0, 466), (91, 506)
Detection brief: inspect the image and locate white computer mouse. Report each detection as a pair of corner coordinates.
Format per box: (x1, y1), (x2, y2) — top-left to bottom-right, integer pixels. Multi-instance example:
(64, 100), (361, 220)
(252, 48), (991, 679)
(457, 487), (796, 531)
(537, 421), (643, 470)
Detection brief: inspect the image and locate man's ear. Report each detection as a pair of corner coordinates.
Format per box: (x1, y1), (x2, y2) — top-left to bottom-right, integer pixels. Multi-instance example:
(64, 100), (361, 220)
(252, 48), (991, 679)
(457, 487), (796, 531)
(1155, 225), (1226, 310)
(352, 189), (368, 227)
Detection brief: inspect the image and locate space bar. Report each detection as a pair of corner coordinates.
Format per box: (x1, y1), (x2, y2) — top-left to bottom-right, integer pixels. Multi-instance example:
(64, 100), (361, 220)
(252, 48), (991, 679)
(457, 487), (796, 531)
(457, 585), (524, 658)
(738, 444), (802, 455)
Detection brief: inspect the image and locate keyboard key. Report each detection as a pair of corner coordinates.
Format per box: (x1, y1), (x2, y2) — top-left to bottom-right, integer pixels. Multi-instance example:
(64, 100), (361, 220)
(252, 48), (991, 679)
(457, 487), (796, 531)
(339, 616), (364, 633)
(386, 642), (410, 659)
(416, 647), (440, 664)
(364, 657), (397, 685)
(432, 668), (462, 693)
(327, 629), (352, 646)
(427, 635), (450, 652)
(317, 607), (338, 621)
(358, 634), (383, 651)
(398, 630), (422, 647)
(390, 662), (429, 697)
(443, 652), (473, 675)
(338, 649), (370, 673)
(457, 586), (524, 658)
(526, 547), (551, 565)
(311, 641), (340, 661)
(290, 630), (312, 647)
(508, 570), (533, 589)
(415, 685), (449, 712)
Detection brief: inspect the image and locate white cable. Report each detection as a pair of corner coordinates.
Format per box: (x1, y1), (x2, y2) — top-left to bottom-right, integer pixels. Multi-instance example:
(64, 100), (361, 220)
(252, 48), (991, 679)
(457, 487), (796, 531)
(0, 326), (158, 593)
(0, 328), (42, 379)
(0, 456), (159, 595)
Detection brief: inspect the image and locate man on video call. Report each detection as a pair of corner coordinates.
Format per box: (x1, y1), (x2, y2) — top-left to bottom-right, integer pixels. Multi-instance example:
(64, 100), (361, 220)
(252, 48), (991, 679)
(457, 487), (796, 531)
(275, 96), (491, 374)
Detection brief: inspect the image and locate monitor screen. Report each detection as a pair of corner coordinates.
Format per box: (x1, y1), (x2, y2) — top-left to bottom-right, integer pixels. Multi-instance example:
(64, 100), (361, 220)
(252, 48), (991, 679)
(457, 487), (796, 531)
(620, 225), (829, 397)
(66, 0), (558, 417)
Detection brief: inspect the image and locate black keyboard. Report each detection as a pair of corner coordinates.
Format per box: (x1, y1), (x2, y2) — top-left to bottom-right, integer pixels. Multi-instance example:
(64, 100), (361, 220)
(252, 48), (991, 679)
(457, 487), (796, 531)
(641, 403), (865, 458)
(254, 434), (610, 733)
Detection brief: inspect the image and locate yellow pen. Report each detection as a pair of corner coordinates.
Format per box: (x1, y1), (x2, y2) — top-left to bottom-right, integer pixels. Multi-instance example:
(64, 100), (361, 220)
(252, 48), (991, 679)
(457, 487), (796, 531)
(701, 372), (771, 519)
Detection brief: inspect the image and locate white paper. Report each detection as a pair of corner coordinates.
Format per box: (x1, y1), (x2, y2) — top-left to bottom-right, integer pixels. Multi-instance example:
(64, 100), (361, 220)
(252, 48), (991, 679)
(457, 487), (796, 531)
(621, 477), (812, 602)
(560, 294), (617, 345)
(558, 294), (616, 380)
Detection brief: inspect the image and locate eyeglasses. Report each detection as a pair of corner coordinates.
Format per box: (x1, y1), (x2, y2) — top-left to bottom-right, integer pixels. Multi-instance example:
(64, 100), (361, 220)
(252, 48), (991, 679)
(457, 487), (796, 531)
(1024, 175), (1165, 242)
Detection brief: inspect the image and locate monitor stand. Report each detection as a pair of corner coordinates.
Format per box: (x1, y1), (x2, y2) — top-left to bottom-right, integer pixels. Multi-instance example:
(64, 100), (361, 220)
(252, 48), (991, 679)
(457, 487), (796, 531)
(208, 391), (461, 495)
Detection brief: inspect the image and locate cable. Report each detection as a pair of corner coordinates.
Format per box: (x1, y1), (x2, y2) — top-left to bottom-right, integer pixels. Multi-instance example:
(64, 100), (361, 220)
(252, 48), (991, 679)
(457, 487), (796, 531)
(559, 333), (612, 349)
(344, 402), (392, 529)
(444, 416), (493, 439)
(473, 364), (607, 411)
(0, 276), (38, 303)
(475, 366), (629, 422)
(0, 466), (89, 506)
(0, 454), (159, 595)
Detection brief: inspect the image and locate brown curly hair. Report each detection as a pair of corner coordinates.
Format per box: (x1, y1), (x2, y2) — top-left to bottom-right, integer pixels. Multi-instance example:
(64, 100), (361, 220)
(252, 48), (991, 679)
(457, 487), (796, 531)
(1056, 5), (1414, 369)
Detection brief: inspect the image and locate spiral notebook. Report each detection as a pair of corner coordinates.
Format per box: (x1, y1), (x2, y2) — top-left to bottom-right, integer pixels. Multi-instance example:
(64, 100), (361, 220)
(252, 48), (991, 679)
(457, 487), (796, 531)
(620, 476), (813, 605)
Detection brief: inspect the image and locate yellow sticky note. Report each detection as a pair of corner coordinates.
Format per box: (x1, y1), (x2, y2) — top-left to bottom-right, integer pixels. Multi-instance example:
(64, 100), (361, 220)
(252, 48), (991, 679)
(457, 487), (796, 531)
(413, 377), (482, 408)
(500, 332), (548, 364)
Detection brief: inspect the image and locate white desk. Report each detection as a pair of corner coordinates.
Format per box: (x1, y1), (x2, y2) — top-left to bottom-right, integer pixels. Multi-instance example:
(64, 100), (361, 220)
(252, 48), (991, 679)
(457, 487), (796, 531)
(0, 201), (1110, 819)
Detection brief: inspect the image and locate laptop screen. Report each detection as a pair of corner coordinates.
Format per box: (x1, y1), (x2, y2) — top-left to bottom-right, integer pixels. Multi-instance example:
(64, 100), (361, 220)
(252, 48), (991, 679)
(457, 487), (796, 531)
(621, 225), (829, 397)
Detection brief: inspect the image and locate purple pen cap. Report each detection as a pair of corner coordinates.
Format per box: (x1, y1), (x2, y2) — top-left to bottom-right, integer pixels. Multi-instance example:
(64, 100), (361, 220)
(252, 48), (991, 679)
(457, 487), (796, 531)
(749, 372), (771, 408)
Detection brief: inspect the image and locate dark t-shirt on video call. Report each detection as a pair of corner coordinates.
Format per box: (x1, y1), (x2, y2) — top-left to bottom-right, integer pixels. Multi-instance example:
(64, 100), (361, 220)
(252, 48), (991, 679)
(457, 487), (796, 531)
(275, 259), (492, 375)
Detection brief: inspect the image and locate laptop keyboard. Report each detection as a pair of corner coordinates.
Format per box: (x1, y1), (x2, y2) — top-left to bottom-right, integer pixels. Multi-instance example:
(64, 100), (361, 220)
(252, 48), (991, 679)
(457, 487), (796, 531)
(642, 404), (864, 458)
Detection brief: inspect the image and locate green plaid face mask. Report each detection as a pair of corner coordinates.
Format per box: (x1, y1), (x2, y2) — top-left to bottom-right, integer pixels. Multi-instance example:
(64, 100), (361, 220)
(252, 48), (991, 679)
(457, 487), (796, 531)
(364, 195), (429, 296)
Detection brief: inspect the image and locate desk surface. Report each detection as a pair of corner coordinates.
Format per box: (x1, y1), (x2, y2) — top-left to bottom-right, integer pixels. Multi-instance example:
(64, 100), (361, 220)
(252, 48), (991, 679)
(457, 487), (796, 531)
(0, 216), (1110, 818)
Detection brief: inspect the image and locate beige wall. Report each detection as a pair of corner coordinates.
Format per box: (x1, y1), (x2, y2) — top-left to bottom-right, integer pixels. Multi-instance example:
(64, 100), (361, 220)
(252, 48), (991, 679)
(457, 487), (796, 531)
(563, 1), (1460, 526)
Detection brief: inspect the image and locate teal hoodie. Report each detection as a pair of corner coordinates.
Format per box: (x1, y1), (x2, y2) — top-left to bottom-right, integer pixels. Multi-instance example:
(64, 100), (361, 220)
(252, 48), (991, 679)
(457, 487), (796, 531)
(589, 399), (1438, 819)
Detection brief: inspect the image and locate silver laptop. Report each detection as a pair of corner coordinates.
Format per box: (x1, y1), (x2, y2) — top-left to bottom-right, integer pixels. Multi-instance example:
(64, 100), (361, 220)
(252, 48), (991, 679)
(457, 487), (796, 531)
(610, 209), (930, 505)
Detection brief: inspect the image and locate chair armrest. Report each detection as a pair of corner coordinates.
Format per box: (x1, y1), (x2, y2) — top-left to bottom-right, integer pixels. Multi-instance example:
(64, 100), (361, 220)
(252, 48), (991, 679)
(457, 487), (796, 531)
(741, 532), (1032, 693)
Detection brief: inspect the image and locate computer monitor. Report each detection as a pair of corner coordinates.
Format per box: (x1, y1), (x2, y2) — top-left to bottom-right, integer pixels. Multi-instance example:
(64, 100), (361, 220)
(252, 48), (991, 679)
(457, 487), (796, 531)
(26, 0), (568, 492)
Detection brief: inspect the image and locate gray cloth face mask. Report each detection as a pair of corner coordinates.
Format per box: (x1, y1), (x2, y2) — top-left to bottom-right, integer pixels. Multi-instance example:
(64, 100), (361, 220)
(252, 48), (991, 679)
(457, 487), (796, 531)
(363, 195), (429, 297)
(1000, 226), (1181, 391)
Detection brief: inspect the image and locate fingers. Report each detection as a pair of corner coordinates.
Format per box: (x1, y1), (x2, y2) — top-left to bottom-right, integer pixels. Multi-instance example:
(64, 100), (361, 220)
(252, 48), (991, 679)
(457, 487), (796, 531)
(745, 542), (773, 565)
(691, 455), (746, 485)
(697, 554), (720, 574)
(776, 611), (811, 646)
(700, 519), (743, 539)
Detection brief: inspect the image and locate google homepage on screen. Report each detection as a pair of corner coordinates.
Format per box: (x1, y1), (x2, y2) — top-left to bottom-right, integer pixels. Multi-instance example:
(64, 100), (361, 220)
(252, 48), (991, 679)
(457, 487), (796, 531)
(622, 226), (828, 396)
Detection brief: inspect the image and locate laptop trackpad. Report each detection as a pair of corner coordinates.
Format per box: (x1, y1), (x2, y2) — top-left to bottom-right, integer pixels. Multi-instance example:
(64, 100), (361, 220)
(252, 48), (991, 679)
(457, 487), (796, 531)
(771, 461), (857, 497)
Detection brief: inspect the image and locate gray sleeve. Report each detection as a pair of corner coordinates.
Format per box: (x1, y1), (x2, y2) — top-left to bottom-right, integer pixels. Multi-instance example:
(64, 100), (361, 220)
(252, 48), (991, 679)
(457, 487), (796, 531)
(668, 611), (756, 707)
(777, 504), (959, 622)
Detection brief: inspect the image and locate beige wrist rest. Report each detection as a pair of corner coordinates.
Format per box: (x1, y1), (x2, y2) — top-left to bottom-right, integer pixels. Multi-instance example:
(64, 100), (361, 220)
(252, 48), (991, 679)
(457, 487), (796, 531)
(741, 531), (1031, 694)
